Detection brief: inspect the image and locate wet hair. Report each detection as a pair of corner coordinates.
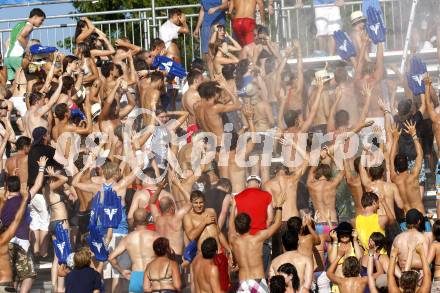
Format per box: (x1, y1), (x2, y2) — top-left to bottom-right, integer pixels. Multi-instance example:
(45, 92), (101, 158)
(394, 154), (409, 173)
(153, 237), (171, 257)
(54, 103), (69, 120)
(6, 176), (20, 193)
(222, 64), (236, 81)
(282, 230), (299, 251)
(370, 232), (387, 251)
(361, 192), (379, 208)
(169, 8), (182, 18)
(187, 70), (203, 86)
(284, 110), (301, 128)
(62, 55), (79, 72)
(16, 136), (31, 151)
(400, 271), (418, 293)
(74, 248), (92, 269)
(369, 165), (385, 181)
(335, 110), (349, 128)
(101, 161), (119, 180)
(201, 237), (217, 259)
(334, 67), (348, 84)
(286, 217), (302, 234)
(77, 42), (91, 58)
(342, 256), (360, 277)
(257, 26), (269, 35)
(278, 263), (300, 290)
(151, 38), (165, 51)
(101, 61), (115, 78)
(235, 213), (251, 235)
(190, 190), (205, 202)
(269, 276), (286, 293)
(198, 81), (221, 100)
(62, 76), (75, 94)
(216, 178), (232, 193)
(30, 8), (46, 19)
(315, 164), (332, 180)
(29, 92), (44, 106)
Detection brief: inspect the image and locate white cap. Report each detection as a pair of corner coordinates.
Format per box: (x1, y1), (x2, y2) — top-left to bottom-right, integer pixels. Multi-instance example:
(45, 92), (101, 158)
(314, 69), (334, 83)
(246, 175), (262, 184)
(91, 103), (101, 120)
(351, 10), (366, 25)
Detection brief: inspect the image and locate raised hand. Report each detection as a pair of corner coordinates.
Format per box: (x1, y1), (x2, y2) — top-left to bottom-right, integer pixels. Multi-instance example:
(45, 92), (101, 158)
(242, 104), (254, 120)
(378, 97), (390, 112)
(407, 57), (427, 96)
(366, 7), (386, 44)
(315, 77), (324, 91)
(391, 123), (401, 139)
(330, 230), (338, 242)
(333, 30), (357, 61)
(403, 120), (417, 137)
(37, 156), (48, 168)
(361, 83), (373, 97)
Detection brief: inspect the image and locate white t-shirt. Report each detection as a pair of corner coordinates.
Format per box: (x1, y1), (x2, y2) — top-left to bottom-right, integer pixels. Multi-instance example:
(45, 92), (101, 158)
(159, 20), (181, 49)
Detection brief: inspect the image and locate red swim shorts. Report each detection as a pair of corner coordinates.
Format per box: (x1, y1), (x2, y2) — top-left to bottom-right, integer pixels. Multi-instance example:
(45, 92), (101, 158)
(213, 252), (230, 291)
(232, 18), (256, 46)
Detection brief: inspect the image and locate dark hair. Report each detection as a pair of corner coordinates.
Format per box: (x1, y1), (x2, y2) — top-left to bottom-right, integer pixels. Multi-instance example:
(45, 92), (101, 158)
(334, 67), (348, 84)
(235, 213), (251, 235)
(433, 220), (440, 242)
(62, 76), (75, 94)
(169, 8), (182, 18)
(370, 232), (387, 252)
(201, 237), (217, 259)
(62, 55), (79, 72)
(369, 165), (385, 181)
(335, 110), (349, 128)
(269, 276), (286, 293)
(287, 217), (302, 234)
(222, 64), (236, 81)
(134, 58), (149, 71)
(54, 103), (69, 120)
(16, 136), (31, 151)
(361, 192), (379, 208)
(400, 271), (418, 292)
(353, 157), (361, 174)
(216, 178), (232, 193)
(284, 110), (301, 128)
(190, 190), (205, 202)
(151, 38), (165, 51)
(315, 164), (332, 180)
(257, 26), (269, 35)
(397, 100), (412, 117)
(150, 71), (164, 83)
(29, 92), (44, 106)
(86, 32), (99, 49)
(77, 42), (91, 58)
(6, 176), (20, 193)
(394, 154), (408, 173)
(282, 230), (299, 251)
(153, 237), (171, 257)
(30, 8), (46, 19)
(342, 256), (360, 277)
(187, 70), (203, 86)
(74, 20), (87, 42)
(101, 62), (115, 78)
(278, 263), (300, 290)
(198, 81), (221, 100)
(190, 58), (205, 72)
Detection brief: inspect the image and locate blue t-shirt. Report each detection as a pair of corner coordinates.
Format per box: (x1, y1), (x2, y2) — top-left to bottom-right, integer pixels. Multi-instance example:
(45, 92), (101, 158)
(314, 0), (335, 4)
(65, 267), (102, 293)
(201, 0), (226, 27)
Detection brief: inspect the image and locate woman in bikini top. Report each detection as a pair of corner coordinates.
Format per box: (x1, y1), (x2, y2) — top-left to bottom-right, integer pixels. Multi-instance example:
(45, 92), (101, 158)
(143, 237), (181, 293)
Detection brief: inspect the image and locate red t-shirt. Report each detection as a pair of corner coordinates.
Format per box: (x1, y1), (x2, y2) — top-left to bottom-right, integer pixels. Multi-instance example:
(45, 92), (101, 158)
(234, 188), (272, 235)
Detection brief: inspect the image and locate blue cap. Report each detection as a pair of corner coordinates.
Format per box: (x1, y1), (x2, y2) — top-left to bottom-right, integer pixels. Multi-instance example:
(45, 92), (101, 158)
(30, 44), (58, 55)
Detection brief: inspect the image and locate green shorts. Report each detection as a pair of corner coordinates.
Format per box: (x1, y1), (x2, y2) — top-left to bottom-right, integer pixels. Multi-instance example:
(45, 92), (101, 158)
(4, 56), (22, 81)
(8, 243), (37, 281)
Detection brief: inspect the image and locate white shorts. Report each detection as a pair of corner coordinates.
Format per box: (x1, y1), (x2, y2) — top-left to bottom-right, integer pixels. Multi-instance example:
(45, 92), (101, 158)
(315, 5), (341, 36)
(103, 233), (131, 279)
(10, 96), (27, 117)
(29, 194), (50, 231)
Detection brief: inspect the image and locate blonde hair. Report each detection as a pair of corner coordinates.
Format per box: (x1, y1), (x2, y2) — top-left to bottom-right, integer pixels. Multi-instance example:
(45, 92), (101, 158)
(102, 161), (119, 180)
(74, 248), (92, 268)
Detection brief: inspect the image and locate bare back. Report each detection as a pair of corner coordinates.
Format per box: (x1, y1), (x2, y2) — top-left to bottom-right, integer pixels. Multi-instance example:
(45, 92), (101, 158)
(308, 179), (338, 222)
(232, 0), (257, 19)
(126, 229), (159, 271)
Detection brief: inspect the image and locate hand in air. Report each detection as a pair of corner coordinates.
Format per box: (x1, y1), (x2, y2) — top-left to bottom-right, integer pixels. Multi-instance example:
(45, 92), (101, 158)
(37, 156), (48, 168)
(403, 120), (417, 137)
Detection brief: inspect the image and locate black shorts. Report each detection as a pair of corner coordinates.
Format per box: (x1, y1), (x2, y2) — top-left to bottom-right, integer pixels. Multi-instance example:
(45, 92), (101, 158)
(77, 211), (90, 235)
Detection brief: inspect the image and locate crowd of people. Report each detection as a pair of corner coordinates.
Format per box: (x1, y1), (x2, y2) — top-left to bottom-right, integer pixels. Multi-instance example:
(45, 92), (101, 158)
(0, 0), (440, 293)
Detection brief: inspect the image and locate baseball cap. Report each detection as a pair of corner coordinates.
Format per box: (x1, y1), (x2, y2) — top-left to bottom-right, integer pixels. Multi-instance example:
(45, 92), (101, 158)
(246, 175), (262, 184)
(91, 103), (101, 120)
(313, 69), (334, 84)
(30, 44), (58, 55)
(351, 11), (366, 25)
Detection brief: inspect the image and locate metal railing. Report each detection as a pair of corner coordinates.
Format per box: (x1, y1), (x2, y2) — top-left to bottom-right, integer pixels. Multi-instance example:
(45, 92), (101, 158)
(0, 0), (417, 68)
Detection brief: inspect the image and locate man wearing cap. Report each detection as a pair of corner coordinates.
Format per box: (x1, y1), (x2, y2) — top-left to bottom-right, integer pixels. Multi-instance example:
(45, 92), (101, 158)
(307, 72), (333, 134)
(4, 8), (46, 81)
(350, 11), (369, 62)
(23, 74), (63, 138)
(392, 209), (429, 271)
(233, 175), (273, 271)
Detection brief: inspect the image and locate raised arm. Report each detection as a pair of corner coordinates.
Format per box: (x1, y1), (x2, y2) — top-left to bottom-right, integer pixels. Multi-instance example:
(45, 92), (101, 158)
(256, 191), (286, 242)
(403, 120), (423, 180)
(367, 250), (379, 293)
(100, 78), (122, 121)
(424, 76), (440, 123)
(327, 86), (343, 132)
(353, 83), (373, 130)
(29, 156), (48, 198)
(39, 76), (63, 115)
(416, 243), (432, 293)
(326, 246), (346, 286)
(300, 78), (324, 132)
(0, 190), (28, 244)
(387, 247), (400, 293)
(389, 124), (401, 179)
(76, 18), (95, 44)
(359, 153), (373, 189)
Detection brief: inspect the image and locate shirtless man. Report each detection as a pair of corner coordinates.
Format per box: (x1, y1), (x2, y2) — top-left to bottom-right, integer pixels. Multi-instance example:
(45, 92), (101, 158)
(392, 209), (429, 270)
(229, 0), (265, 46)
(6, 136), (31, 194)
(182, 70), (203, 127)
(359, 159), (403, 219)
(52, 98), (92, 141)
(148, 180), (191, 259)
(327, 249), (368, 293)
(0, 188), (28, 293)
(390, 121), (424, 214)
(269, 231), (313, 292)
(192, 238), (224, 293)
(109, 209), (159, 293)
(343, 157), (363, 215)
(228, 191), (285, 292)
(140, 72), (164, 125)
(23, 76), (62, 137)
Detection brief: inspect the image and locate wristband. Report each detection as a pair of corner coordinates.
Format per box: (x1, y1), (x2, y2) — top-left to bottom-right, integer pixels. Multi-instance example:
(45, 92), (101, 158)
(332, 242), (338, 246)
(368, 253), (374, 257)
(38, 167), (45, 172)
(412, 135), (418, 140)
(384, 110), (391, 115)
